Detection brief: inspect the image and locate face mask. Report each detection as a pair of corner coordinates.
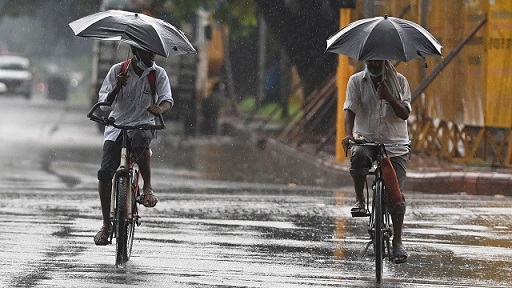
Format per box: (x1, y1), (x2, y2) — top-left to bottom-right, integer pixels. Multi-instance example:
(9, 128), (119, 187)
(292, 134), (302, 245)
(365, 63), (384, 77)
(134, 52), (154, 71)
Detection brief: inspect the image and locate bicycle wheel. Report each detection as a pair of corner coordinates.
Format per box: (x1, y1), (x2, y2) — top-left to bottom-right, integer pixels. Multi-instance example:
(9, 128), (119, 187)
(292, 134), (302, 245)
(374, 179), (385, 282)
(115, 175), (129, 266)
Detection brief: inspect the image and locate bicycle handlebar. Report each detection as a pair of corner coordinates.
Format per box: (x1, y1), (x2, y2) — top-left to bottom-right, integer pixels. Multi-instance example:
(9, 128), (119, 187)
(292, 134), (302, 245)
(87, 102), (166, 130)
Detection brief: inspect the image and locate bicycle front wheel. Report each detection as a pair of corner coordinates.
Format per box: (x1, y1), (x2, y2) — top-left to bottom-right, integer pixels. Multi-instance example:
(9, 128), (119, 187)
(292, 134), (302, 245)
(115, 175), (129, 266)
(374, 179), (385, 282)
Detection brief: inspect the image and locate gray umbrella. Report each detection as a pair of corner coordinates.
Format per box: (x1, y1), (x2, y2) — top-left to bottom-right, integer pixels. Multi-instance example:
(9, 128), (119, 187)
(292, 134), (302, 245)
(69, 10), (196, 57)
(326, 15), (442, 61)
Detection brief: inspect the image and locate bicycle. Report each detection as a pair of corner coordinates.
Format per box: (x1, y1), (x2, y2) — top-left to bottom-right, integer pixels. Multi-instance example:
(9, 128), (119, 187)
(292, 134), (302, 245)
(349, 140), (410, 282)
(87, 102), (165, 266)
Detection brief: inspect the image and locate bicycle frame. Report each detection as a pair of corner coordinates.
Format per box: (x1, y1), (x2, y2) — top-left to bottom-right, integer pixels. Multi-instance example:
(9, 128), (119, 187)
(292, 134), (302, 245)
(109, 129), (137, 222)
(87, 102), (165, 265)
(351, 141), (409, 282)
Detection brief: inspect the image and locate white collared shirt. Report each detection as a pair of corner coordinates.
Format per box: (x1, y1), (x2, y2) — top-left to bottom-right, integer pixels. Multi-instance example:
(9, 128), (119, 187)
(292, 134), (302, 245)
(98, 61), (173, 141)
(343, 70), (411, 157)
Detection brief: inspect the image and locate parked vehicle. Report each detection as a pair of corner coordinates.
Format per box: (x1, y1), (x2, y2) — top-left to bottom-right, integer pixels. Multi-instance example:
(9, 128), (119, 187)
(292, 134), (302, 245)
(0, 55), (32, 99)
(0, 82), (7, 94)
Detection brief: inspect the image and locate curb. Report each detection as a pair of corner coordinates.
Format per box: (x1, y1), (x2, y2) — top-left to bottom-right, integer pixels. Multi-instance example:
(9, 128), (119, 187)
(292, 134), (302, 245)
(406, 171), (512, 196)
(221, 116), (512, 197)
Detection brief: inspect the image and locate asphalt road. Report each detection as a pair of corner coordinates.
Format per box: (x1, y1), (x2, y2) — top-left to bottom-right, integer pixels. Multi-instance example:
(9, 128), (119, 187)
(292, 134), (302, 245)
(0, 97), (511, 288)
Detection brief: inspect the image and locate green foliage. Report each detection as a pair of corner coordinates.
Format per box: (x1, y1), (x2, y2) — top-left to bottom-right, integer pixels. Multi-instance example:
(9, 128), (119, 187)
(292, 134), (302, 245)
(0, 0), (102, 17)
(238, 97), (300, 122)
(466, 159), (494, 167)
(239, 97), (256, 113)
(160, 0), (257, 32)
(0, 0), (36, 16)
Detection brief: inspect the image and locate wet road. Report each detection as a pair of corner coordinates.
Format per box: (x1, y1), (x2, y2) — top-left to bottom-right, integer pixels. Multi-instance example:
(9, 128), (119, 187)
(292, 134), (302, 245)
(0, 98), (511, 288)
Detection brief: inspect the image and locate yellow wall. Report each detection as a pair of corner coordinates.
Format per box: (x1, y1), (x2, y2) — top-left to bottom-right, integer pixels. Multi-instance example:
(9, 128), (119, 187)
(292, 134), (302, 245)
(486, 0), (512, 127)
(460, 0), (487, 126)
(424, 0), (463, 123)
(423, 0), (510, 128)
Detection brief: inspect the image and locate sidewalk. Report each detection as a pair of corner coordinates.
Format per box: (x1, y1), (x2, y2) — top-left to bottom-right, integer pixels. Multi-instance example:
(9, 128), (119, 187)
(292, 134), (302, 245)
(220, 113), (512, 197)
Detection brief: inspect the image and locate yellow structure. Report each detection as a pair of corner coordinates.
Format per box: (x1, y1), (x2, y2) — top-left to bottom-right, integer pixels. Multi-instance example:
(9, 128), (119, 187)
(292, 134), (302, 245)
(335, 8), (353, 162)
(486, 0), (512, 127)
(206, 23), (225, 97)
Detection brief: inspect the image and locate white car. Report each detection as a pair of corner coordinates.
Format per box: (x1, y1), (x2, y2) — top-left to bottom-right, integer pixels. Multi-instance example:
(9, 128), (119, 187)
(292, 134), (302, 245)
(0, 55), (32, 99)
(0, 82), (7, 93)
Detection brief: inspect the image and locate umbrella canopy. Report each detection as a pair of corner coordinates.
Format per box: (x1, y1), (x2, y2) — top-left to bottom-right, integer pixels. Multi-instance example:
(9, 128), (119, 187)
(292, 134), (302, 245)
(69, 10), (196, 57)
(326, 15), (442, 61)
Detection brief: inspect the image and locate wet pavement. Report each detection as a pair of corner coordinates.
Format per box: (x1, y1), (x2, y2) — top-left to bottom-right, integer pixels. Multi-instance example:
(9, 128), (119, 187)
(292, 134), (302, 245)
(0, 98), (511, 287)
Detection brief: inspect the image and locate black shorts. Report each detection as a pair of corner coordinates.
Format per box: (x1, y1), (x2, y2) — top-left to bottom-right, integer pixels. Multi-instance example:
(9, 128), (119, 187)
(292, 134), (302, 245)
(97, 130), (154, 181)
(350, 145), (408, 214)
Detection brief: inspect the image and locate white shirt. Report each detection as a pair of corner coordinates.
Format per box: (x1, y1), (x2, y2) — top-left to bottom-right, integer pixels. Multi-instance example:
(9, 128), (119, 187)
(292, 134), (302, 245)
(343, 70), (411, 157)
(98, 61), (173, 141)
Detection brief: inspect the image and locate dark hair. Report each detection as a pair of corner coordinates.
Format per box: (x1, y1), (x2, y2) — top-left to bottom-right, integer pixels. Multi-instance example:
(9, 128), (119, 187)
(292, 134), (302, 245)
(130, 45), (140, 53)
(131, 45), (154, 56)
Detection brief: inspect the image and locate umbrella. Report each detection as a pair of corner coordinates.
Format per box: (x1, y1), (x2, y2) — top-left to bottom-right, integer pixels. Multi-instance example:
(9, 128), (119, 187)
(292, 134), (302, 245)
(69, 10), (196, 57)
(326, 15), (442, 61)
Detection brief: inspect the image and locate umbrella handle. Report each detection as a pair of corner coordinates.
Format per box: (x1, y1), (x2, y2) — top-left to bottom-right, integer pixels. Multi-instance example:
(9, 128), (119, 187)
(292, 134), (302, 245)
(417, 51), (427, 68)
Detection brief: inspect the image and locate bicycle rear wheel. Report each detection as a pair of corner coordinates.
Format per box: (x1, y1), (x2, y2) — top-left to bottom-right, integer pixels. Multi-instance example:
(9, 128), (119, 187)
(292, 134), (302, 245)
(374, 179), (385, 282)
(115, 175), (129, 266)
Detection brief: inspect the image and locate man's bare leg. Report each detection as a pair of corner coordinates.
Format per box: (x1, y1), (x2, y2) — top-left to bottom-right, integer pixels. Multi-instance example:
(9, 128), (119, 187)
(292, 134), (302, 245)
(136, 148), (158, 207)
(353, 175), (365, 202)
(391, 213), (403, 246)
(391, 212), (408, 263)
(98, 180), (111, 227)
(94, 180), (112, 245)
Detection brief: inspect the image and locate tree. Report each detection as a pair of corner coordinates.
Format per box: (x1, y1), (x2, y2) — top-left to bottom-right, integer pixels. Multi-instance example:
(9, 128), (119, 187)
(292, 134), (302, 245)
(253, 0), (339, 97)
(0, 0), (102, 57)
(1, 0), (342, 103)
(154, 0), (340, 97)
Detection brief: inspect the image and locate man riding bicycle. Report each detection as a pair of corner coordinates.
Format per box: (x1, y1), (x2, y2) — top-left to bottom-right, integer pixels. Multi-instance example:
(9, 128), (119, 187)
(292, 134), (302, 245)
(342, 60), (411, 264)
(94, 45), (173, 245)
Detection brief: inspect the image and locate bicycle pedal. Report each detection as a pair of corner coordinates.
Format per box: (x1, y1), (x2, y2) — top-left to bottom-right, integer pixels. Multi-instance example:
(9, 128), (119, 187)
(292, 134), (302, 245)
(351, 210), (371, 217)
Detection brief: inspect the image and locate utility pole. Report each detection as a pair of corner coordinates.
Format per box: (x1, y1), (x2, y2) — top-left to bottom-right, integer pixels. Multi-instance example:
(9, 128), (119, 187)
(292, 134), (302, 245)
(335, 0), (356, 162)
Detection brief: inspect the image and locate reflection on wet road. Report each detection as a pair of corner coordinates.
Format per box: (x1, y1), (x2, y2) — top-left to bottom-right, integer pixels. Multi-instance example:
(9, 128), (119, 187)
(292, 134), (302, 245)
(0, 99), (511, 287)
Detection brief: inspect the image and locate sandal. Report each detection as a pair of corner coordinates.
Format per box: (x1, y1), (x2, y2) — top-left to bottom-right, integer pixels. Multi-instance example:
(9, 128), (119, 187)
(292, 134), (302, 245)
(94, 225), (112, 246)
(392, 244), (408, 264)
(142, 188), (158, 207)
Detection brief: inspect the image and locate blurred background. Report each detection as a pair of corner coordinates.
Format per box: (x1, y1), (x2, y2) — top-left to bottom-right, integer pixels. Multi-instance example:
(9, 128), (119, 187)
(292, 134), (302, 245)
(0, 0), (336, 138)
(1, 0), (511, 167)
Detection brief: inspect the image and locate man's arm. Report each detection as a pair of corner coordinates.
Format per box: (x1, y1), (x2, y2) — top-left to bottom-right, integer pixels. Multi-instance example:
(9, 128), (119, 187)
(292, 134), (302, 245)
(106, 71), (129, 105)
(377, 83), (410, 120)
(147, 100), (172, 115)
(342, 109), (356, 154)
